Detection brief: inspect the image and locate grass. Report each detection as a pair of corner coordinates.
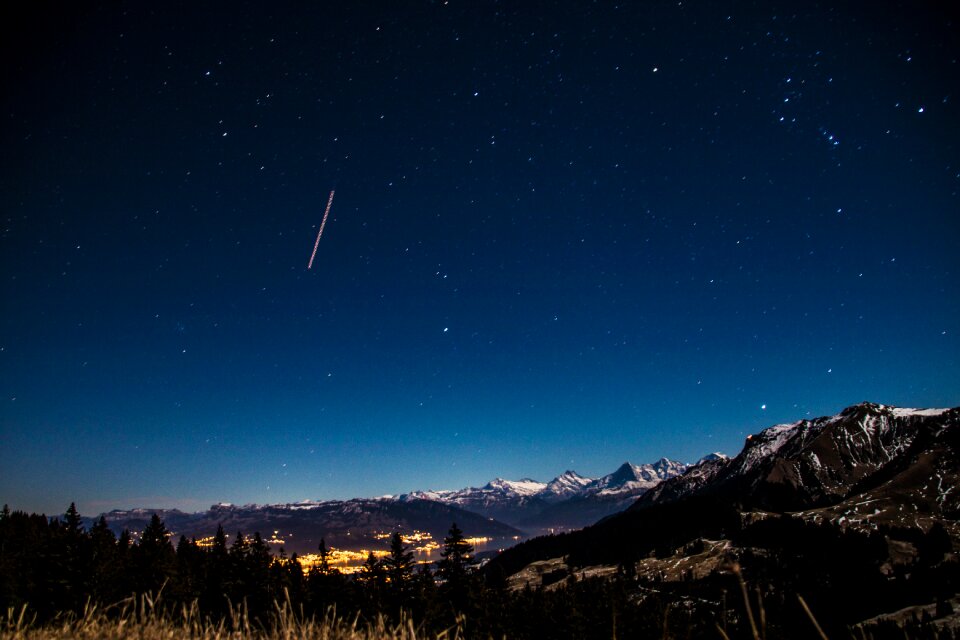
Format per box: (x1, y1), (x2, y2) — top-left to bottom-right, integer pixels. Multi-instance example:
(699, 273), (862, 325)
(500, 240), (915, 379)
(715, 562), (830, 640)
(4, 573), (949, 639)
(1, 592), (464, 640)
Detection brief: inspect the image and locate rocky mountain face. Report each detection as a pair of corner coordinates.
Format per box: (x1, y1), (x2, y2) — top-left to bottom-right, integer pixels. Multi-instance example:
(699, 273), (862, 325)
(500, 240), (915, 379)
(633, 402), (959, 527)
(490, 402), (959, 578)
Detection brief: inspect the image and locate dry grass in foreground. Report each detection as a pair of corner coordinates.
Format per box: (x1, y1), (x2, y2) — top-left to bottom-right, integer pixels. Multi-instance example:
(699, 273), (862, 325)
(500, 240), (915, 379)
(1, 593), (464, 640)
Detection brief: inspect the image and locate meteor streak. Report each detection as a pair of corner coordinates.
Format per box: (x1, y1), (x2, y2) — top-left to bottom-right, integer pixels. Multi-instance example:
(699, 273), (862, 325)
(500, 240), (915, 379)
(307, 189), (335, 269)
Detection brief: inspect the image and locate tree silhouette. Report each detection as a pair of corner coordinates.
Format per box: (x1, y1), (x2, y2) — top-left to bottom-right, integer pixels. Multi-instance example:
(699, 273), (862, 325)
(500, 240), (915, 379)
(202, 524), (230, 615)
(437, 522), (478, 616)
(384, 532), (415, 588)
(315, 538), (332, 574)
(63, 503), (84, 536)
(89, 516), (120, 602)
(438, 522), (475, 584)
(57, 502), (89, 610)
(133, 513), (175, 594)
(383, 532), (415, 614)
(307, 537), (346, 613)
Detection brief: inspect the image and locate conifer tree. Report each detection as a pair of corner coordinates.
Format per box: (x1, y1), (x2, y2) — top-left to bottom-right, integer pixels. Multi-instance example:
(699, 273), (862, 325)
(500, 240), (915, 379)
(90, 515), (115, 545)
(56, 503), (89, 611)
(307, 537), (346, 613)
(63, 503), (84, 536)
(141, 514), (170, 549)
(438, 522), (475, 584)
(384, 531), (415, 588)
(133, 514), (176, 594)
(176, 534), (191, 556)
(202, 524), (230, 616)
(227, 531), (250, 600)
(118, 528), (132, 551)
(359, 551), (386, 591)
(249, 532), (271, 572)
(316, 538), (332, 574)
(245, 532), (273, 618)
(382, 531), (415, 614)
(89, 516), (120, 602)
(360, 550), (382, 578)
(173, 535), (202, 602)
(437, 523), (478, 618)
(248, 533), (272, 586)
(230, 531), (248, 559)
(212, 524), (228, 558)
(282, 552), (305, 603)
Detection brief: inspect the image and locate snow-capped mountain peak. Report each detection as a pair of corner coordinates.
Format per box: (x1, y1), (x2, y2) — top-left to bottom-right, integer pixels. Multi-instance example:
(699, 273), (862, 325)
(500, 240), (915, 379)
(601, 462), (648, 486)
(543, 470), (594, 500)
(635, 401), (959, 514)
(590, 460), (689, 496)
(393, 457), (691, 531)
(735, 420), (805, 474)
(695, 452), (729, 465)
(482, 477), (547, 496)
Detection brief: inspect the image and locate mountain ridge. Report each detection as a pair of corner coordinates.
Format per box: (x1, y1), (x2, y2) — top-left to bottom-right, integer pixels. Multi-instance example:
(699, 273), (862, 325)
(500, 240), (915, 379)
(632, 401), (957, 516)
(87, 457), (701, 552)
(397, 457), (693, 531)
(487, 401), (959, 580)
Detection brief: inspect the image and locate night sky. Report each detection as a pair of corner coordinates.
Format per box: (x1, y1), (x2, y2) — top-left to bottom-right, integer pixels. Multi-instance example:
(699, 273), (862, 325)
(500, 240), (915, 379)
(2, 2), (958, 515)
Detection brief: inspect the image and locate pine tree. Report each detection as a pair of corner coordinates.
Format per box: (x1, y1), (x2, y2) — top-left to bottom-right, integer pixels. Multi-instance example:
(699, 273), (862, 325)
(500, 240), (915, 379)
(283, 552), (306, 603)
(360, 551), (382, 578)
(384, 532), (415, 588)
(173, 535), (202, 602)
(89, 516), (120, 602)
(133, 514), (175, 594)
(316, 538), (332, 574)
(141, 514), (170, 549)
(437, 523), (478, 617)
(359, 551), (386, 590)
(382, 531), (415, 614)
(246, 532), (273, 619)
(90, 515), (115, 545)
(118, 528), (132, 551)
(63, 503), (84, 536)
(57, 503), (89, 611)
(437, 522), (475, 584)
(202, 524), (230, 616)
(230, 531), (249, 559)
(227, 531), (250, 601)
(212, 524), (228, 558)
(307, 538), (345, 614)
(249, 532), (271, 573)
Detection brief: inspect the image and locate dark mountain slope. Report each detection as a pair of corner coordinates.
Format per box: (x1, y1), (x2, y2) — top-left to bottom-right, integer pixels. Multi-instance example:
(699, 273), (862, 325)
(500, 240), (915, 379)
(488, 402), (959, 577)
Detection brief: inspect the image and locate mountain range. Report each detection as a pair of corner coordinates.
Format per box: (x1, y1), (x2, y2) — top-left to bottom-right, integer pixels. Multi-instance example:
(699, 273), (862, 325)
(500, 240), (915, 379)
(64, 400), (960, 634)
(399, 457), (702, 531)
(489, 401), (959, 578)
(91, 399), (957, 584)
(91, 457), (699, 554)
(632, 402), (957, 525)
(94, 498), (522, 555)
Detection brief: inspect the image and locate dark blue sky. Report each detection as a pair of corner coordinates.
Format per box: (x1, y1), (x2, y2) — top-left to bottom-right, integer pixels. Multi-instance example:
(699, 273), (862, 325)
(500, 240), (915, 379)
(2, 1), (958, 515)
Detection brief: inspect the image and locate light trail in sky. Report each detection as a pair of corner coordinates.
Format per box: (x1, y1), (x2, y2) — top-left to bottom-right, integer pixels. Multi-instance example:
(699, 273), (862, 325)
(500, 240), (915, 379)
(307, 189), (336, 269)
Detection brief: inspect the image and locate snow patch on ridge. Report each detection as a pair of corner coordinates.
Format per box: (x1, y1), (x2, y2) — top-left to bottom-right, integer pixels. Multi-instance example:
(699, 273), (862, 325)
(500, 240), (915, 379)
(889, 407), (950, 418)
(738, 421), (804, 472)
(484, 478), (549, 496)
